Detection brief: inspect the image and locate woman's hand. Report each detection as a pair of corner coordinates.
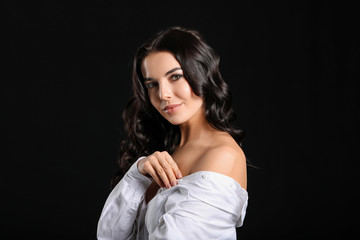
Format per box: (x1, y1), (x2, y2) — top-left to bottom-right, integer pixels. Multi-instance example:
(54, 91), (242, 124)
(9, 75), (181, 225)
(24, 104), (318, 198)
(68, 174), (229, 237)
(137, 151), (183, 188)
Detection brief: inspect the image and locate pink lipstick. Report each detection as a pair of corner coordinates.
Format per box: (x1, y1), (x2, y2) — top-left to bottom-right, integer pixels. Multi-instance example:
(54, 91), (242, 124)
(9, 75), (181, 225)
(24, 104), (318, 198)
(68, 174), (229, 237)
(163, 103), (183, 114)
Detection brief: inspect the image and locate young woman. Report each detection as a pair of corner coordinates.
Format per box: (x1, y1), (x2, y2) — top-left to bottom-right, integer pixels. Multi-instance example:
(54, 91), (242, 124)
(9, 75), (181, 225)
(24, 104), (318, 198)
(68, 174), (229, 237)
(97, 26), (248, 240)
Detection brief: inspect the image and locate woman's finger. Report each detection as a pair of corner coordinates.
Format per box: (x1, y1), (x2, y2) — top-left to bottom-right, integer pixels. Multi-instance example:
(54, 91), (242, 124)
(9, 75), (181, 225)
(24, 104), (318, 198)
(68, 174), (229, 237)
(158, 157), (177, 187)
(164, 151), (183, 179)
(138, 151), (182, 188)
(152, 160), (171, 188)
(143, 160), (166, 188)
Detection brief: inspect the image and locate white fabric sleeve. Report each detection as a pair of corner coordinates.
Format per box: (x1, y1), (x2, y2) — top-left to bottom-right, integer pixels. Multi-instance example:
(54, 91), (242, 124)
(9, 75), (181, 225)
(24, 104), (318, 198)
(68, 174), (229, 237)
(97, 156), (152, 240)
(146, 172), (248, 240)
(148, 195), (237, 240)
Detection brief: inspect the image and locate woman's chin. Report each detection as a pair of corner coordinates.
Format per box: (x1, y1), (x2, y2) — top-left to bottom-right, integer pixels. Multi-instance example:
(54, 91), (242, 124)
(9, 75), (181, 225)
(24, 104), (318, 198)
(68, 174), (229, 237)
(164, 116), (186, 126)
(167, 119), (183, 125)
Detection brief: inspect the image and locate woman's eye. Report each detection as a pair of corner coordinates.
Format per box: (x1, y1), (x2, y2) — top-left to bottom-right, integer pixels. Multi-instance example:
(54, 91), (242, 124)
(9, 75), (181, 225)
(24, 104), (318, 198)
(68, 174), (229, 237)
(145, 82), (158, 89)
(171, 74), (183, 81)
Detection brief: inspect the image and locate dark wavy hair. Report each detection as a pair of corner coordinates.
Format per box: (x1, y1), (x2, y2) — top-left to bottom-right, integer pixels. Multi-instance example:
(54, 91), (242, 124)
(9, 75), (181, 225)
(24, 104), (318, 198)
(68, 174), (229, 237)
(110, 26), (245, 189)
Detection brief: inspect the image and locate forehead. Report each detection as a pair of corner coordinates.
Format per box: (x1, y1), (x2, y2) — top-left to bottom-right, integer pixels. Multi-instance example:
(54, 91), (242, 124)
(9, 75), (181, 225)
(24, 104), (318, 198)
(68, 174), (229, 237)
(141, 51), (181, 77)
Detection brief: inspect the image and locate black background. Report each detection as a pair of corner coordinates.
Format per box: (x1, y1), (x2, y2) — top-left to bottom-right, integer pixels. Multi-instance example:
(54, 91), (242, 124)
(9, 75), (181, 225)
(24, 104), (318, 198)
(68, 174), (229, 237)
(4, 1), (359, 239)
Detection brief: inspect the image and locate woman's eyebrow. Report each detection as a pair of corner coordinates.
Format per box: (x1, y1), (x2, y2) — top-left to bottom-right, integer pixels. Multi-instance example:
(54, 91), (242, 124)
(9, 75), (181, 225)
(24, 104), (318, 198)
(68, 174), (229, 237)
(143, 77), (154, 82)
(165, 67), (182, 76)
(143, 67), (182, 82)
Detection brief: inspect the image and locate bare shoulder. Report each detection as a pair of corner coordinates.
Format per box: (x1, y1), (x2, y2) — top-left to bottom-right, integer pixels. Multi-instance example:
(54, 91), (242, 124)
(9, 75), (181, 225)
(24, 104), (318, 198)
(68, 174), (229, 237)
(190, 132), (247, 189)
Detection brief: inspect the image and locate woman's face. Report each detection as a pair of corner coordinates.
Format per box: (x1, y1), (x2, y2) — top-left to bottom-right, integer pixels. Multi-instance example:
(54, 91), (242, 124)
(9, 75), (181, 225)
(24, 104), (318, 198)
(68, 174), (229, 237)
(141, 51), (204, 125)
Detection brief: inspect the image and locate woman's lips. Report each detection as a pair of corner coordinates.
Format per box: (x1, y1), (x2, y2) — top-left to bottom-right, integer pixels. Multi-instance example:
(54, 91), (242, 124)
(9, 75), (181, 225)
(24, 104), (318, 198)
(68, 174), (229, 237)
(163, 103), (183, 114)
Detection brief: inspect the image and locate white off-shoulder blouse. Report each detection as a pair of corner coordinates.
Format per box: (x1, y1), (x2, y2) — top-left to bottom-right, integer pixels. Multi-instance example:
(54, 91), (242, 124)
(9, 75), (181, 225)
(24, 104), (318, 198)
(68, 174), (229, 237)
(97, 157), (248, 240)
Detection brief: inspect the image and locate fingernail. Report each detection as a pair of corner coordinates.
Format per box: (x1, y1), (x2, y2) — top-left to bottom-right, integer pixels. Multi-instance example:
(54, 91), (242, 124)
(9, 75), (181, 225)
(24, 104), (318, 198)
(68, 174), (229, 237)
(172, 180), (177, 186)
(177, 172), (182, 178)
(166, 183), (171, 189)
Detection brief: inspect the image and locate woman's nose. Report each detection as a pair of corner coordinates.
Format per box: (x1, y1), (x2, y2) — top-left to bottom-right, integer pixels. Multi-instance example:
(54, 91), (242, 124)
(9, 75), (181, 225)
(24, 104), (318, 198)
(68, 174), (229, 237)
(158, 81), (172, 100)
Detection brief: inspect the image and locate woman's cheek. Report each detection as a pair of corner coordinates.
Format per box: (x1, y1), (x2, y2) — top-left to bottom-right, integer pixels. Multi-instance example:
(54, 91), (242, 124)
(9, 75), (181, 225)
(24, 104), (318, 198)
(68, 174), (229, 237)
(178, 81), (193, 98)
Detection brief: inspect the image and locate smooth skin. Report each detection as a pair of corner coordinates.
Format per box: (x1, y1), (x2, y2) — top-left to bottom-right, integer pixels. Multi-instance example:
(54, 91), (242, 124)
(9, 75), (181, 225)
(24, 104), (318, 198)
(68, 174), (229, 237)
(138, 51), (247, 203)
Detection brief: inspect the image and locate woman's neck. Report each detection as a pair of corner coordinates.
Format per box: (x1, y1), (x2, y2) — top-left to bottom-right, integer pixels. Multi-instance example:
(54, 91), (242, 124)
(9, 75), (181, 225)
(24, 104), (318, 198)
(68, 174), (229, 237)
(178, 108), (217, 147)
